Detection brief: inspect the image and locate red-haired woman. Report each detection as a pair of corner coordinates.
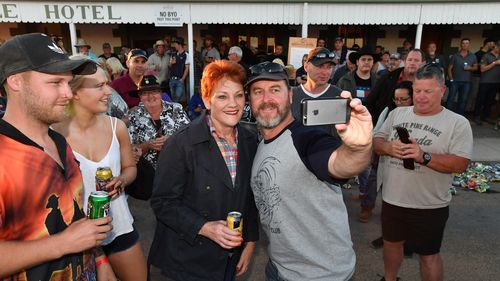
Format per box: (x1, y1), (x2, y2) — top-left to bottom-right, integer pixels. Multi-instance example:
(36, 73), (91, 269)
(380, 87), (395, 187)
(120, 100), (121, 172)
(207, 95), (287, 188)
(149, 60), (259, 281)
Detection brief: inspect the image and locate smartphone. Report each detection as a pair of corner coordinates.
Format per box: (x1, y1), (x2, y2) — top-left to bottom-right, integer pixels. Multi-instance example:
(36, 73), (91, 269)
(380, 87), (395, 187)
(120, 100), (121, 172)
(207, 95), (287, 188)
(395, 126), (415, 170)
(301, 97), (351, 126)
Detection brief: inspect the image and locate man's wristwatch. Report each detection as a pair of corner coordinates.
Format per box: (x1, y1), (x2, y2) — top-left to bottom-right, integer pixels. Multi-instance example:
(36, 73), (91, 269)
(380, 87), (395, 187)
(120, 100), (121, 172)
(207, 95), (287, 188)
(421, 152), (432, 166)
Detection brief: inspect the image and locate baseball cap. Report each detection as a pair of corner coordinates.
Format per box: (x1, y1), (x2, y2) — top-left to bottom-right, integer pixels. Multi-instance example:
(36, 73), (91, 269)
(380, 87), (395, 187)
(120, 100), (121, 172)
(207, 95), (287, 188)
(130, 75), (161, 97)
(0, 33), (97, 84)
(102, 42), (111, 49)
(306, 47), (336, 67)
(127, 48), (148, 61)
(244, 62), (288, 88)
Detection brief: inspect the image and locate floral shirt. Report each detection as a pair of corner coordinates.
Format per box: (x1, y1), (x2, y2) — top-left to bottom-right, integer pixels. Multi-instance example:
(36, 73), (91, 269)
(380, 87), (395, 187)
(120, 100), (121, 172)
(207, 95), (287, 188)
(128, 100), (190, 169)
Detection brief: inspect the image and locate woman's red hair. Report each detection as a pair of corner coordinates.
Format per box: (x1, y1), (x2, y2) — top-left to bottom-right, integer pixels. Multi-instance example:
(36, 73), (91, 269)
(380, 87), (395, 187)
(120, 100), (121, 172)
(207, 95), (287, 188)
(201, 60), (246, 100)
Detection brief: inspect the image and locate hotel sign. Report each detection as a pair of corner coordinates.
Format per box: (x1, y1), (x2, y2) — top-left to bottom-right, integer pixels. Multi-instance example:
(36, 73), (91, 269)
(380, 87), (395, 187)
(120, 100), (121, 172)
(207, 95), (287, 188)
(155, 5), (183, 27)
(0, 2), (188, 24)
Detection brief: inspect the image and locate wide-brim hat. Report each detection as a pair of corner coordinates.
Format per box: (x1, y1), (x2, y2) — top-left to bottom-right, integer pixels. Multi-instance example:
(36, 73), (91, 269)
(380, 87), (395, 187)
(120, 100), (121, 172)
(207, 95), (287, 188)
(130, 75), (162, 97)
(153, 40), (165, 49)
(0, 33), (96, 84)
(74, 38), (91, 48)
(244, 62), (289, 88)
(348, 47), (380, 64)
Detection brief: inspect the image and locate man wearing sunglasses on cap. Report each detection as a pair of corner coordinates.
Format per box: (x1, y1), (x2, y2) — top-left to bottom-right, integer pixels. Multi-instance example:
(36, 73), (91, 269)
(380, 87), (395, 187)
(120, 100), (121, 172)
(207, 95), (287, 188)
(291, 47), (344, 135)
(246, 61), (372, 281)
(374, 63), (472, 281)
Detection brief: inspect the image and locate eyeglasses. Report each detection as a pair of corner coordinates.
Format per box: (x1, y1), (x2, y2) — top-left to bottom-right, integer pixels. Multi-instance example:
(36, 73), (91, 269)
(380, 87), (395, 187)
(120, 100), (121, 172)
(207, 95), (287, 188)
(393, 97), (412, 103)
(249, 62), (286, 77)
(308, 52), (336, 62)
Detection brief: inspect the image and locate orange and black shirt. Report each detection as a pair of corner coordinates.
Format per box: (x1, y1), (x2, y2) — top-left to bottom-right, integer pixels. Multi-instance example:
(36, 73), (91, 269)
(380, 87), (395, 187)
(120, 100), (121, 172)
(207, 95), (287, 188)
(0, 118), (96, 281)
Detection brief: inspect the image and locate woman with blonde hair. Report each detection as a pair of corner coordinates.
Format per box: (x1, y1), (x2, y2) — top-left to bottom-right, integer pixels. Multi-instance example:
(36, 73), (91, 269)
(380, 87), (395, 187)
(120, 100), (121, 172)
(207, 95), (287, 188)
(106, 56), (126, 80)
(53, 62), (147, 281)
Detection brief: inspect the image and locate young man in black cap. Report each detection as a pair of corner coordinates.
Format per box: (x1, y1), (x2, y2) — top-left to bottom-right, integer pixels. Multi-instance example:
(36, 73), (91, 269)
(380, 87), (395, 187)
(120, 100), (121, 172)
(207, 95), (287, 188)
(291, 47), (344, 135)
(0, 33), (113, 280)
(246, 61), (372, 281)
(168, 37), (190, 103)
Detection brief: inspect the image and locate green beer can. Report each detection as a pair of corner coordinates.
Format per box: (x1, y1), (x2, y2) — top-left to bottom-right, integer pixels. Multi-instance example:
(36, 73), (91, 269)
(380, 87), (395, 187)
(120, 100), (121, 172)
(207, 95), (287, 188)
(87, 191), (110, 219)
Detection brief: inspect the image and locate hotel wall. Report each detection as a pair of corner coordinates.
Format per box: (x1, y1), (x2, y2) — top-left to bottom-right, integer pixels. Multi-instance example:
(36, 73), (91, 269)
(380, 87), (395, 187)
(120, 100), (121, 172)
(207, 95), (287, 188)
(76, 24), (121, 54)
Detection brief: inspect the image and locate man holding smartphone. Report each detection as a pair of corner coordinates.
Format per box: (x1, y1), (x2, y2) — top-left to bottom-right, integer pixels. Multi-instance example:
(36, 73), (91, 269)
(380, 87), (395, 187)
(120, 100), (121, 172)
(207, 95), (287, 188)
(373, 64), (473, 281)
(246, 62), (372, 281)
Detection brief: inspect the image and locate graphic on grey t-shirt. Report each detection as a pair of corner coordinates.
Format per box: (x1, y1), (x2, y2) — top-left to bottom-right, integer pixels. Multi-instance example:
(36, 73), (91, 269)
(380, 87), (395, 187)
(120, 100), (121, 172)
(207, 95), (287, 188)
(252, 156), (282, 231)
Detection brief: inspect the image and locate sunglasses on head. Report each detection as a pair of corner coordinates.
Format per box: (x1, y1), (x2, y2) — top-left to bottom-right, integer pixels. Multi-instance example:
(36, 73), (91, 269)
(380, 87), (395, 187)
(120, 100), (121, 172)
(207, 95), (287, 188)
(249, 62), (285, 77)
(419, 61), (445, 77)
(309, 52), (336, 61)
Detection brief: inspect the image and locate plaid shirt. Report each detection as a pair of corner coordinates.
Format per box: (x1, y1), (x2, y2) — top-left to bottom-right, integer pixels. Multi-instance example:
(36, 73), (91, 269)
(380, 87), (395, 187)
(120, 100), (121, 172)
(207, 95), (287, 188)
(206, 115), (239, 186)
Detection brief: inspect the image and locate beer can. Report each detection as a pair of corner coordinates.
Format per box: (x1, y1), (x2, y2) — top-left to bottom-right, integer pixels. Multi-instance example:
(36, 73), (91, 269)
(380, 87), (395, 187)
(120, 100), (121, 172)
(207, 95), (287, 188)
(87, 191), (110, 219)
(227, 211), (243, 234)
(96, 167), (113, 192)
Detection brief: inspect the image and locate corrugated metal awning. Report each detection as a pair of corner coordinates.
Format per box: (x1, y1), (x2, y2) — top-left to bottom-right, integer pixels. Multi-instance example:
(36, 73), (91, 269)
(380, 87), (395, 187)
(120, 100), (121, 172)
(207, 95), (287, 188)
(420, 3), (500, 24)
(190, 3), (303, 24)
(307, 3), (421, 25)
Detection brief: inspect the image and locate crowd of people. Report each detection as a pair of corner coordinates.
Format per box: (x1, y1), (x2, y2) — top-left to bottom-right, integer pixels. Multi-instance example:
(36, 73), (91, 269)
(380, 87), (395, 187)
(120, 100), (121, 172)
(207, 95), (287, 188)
(0, 31), (498, 281)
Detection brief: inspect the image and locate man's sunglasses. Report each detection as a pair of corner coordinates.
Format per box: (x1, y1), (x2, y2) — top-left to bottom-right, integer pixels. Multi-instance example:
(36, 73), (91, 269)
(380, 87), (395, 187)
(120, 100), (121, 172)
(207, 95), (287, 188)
(249, 62), (285, 77)
(419, 61), (445, 78)
(308, 52), (336, 61)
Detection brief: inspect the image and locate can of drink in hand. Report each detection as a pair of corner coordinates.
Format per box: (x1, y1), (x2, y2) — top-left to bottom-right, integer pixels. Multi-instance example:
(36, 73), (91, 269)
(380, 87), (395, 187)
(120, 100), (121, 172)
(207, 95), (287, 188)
(87, 191), (110, 219)
(227, 211), (243, 234)
(96, 167), (113, 192)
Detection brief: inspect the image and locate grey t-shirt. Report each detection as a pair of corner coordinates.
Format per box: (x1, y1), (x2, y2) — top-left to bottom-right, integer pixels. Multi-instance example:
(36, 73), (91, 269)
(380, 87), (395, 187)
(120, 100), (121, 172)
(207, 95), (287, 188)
(479, 52), (500, 83)
(449, 52), (477, 82)
(374, 106), (473, 209)
(251, 121), (354, 281)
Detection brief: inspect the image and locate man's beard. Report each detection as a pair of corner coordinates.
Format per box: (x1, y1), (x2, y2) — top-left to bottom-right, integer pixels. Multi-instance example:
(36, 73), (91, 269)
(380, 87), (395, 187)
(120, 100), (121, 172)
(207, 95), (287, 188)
(22, 82), (69, 125)
(253, 100), (290, 129)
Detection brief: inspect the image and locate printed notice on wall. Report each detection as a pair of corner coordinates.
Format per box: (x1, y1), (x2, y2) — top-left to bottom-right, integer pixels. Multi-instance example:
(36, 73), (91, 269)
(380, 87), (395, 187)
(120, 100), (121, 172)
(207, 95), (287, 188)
(155, 6), (182, 27)
(288, 37), (317, 69)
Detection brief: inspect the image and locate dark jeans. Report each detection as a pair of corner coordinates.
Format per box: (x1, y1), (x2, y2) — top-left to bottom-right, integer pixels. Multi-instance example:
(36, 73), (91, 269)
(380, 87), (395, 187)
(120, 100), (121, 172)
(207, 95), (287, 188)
(447, 81), (471, 115)
(361, 154), (379, 209)
(358, 166), (371, 195)
(474, 83), (500, 120)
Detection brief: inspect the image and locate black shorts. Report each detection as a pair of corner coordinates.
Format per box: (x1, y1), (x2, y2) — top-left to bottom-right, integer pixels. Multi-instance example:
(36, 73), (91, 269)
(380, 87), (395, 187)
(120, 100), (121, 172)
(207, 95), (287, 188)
(102, 228), (140, 256)
(381, 201), (449, 256)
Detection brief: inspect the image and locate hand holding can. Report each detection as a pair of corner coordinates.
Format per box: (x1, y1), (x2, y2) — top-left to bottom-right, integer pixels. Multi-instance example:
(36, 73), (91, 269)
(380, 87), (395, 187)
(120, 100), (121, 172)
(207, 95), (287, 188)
(227, 211), (243, 234)
(87, 191), (111, 219)
(96, 167), (113, 192)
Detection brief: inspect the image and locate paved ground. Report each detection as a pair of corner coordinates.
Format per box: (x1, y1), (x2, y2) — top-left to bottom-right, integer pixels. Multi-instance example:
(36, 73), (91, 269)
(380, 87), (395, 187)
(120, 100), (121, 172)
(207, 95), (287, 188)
(130, 118), (500, 281)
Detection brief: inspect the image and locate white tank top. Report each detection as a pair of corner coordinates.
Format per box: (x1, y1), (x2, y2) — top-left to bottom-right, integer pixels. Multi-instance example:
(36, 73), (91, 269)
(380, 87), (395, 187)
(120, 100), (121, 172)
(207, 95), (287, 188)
(74, 116), (134, 245)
